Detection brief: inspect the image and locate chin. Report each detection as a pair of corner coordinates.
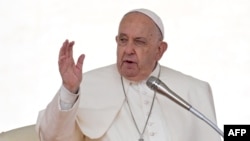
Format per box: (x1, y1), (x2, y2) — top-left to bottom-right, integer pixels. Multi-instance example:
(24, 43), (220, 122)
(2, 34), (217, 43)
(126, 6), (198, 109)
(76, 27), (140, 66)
(123, 71), (137, 77)
(121, 70), (142, 81)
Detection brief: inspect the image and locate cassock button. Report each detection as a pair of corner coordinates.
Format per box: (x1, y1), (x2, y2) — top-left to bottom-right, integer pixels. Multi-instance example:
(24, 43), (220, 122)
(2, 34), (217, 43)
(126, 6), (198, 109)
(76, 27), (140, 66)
(149, 132), (156, 136)
(148, 122), (154, 126)
(144, 100), (150, 105)
(141, 91), (147, 95)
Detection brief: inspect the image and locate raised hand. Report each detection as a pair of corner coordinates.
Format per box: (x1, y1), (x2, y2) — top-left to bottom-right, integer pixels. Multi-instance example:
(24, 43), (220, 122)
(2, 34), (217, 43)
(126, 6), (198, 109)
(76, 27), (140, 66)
(58, 39), (85, 93)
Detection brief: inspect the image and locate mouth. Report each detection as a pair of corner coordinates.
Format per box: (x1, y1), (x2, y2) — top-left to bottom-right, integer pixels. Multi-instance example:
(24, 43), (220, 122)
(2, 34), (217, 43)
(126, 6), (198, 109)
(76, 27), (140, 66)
(123, 59), (137, 64)
(121, 60), (137, 69)
(124, 60), (134, 63)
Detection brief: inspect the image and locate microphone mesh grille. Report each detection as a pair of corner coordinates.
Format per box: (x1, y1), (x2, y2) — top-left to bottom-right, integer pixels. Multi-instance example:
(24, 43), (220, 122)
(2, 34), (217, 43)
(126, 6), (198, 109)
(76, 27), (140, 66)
(146, 76), (159, 90)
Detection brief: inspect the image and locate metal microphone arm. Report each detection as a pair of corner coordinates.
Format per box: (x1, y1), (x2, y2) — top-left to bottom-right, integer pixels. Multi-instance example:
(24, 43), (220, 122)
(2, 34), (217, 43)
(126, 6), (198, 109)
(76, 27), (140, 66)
(146, 76), (224, 138)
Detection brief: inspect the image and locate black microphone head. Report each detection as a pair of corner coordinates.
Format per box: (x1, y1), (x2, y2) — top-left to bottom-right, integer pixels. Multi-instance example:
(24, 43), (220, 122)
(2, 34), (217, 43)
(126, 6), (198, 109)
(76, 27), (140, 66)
(146, 76), (160, 90)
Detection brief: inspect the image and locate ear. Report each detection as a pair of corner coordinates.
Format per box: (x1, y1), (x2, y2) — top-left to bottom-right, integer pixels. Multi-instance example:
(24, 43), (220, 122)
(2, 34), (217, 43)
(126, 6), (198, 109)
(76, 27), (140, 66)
(156, 41), (168, 60)
(115, 35), (118, 43)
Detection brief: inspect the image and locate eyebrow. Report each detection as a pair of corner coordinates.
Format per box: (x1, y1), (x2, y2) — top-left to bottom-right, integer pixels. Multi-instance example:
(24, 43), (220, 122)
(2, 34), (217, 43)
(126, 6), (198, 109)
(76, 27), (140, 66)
(118, 33), (127, 37)
(118, 33), (147, 40)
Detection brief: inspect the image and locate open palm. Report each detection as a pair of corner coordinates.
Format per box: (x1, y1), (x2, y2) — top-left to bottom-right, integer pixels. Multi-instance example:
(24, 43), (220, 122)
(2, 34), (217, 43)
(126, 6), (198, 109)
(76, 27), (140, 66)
(58, 40), (85, 93)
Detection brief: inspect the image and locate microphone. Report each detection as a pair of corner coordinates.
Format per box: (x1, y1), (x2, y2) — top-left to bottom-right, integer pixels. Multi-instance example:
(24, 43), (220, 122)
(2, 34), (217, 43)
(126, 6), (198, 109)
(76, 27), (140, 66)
(146, 76), (224, 138)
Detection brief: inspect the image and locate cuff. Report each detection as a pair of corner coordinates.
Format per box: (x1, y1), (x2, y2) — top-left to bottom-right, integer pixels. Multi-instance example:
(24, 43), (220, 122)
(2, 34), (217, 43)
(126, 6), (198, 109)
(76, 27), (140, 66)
(59, 85), (79, 110)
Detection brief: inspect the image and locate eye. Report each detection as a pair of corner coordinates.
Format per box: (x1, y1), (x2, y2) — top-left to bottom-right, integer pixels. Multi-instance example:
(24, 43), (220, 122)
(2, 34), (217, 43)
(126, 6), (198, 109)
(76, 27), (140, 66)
(120, 37), (128, 43)
(135, 39), (146, 46)
(117, 36), (128, 46)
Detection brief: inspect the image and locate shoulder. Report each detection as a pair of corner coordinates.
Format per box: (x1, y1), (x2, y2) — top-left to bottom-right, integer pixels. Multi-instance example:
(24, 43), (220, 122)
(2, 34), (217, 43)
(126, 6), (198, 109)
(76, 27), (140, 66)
(160, 65), (209, 87)
(159, 65), (212, 104)
(159, 65), (216, 115)
(81, 64), (121, 88)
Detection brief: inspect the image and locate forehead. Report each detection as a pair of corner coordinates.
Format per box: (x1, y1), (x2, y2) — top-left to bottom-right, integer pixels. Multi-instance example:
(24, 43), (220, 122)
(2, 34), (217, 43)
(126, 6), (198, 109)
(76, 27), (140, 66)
(118, 12), (159, 38)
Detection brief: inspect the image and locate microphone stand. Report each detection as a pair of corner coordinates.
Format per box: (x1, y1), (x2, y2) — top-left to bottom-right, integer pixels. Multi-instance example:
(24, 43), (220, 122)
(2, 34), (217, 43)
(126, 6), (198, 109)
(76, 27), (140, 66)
(147, 76), (224, 138)
(189, 107), (224, 137)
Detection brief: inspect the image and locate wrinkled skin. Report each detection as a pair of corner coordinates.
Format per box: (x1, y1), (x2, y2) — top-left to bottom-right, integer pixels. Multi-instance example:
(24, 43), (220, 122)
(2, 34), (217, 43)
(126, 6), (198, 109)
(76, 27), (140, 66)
(116, 12), (167, 81)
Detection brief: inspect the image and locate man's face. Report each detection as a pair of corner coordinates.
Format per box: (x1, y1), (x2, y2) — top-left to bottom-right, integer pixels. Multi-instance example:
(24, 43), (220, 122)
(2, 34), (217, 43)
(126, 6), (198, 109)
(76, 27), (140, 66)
(116, 12), (166, 81)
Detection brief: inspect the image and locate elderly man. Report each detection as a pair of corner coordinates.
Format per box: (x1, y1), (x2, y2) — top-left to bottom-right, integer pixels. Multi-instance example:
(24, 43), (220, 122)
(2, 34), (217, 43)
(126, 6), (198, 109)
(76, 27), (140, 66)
(36, 9), (221, 141)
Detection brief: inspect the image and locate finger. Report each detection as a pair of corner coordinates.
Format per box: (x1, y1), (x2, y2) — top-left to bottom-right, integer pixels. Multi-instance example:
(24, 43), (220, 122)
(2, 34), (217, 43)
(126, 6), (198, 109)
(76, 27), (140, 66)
(67, 41), (75, 59)
(76, 54), (85, 71)
(58, 55), (67, 72)
(59, 39), (68, 60)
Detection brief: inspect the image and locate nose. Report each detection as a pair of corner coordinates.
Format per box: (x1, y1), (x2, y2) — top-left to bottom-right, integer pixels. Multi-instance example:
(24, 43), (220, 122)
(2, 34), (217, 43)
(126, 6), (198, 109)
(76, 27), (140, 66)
(124, 41), (135, 55)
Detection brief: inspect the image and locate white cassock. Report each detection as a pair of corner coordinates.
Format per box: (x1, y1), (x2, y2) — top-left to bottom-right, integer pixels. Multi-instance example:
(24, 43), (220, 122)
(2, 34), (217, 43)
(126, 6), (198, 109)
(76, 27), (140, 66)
(36, 64), (221, 141)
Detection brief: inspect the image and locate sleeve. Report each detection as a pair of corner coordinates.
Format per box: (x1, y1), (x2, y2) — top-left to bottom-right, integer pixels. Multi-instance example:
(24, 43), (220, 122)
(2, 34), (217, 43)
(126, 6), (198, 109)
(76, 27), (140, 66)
(60, 85), (79, 110)
(35, 85), (84, 141)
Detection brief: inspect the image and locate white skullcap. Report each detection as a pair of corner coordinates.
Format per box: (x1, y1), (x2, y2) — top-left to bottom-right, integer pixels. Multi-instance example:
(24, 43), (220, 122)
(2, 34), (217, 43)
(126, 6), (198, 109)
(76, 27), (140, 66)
(127, 8), (164, 39)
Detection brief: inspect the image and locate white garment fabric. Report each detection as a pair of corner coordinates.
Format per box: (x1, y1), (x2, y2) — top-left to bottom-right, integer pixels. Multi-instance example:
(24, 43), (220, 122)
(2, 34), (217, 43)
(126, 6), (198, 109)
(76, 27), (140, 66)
(59, 65), (169, 141)
(128, 8), (164, 39)
(60, 85), (79, 110)
(121, 78), (170, 141)
(36, 64), (222, 141)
